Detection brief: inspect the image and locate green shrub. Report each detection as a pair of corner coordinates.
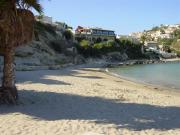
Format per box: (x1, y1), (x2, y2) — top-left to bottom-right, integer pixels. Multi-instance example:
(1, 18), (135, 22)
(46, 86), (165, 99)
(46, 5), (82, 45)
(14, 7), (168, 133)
(49, 40), (62, 53)
(173, 29), (180, 39)
(63, 30), (73, 41)
(172, 40), (180, 50)
(75, 38), (144, 59)
(157, 38), (174, 46)
(80, 40), (90, 49)
(75, 42), (93, 57)
(34, 21), (57, 36)
(95, 38), (102, 43)
(176, 50), (180, 57)
(93, 43), (101, 49)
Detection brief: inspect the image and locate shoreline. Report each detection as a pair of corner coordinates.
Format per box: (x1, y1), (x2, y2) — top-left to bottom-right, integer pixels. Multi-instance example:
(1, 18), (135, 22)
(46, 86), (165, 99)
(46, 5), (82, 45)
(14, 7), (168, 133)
(161, 57), (180, 62)
(103, 67), (180, 96)
(105, 58), (180, 68)
(12, 58), (180, 94)
(0, 57), (178, 72)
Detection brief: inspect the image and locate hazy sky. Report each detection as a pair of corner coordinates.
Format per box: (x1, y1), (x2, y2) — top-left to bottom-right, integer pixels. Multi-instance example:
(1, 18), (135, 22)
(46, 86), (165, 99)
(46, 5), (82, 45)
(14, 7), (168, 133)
(38, 0), (180, 35)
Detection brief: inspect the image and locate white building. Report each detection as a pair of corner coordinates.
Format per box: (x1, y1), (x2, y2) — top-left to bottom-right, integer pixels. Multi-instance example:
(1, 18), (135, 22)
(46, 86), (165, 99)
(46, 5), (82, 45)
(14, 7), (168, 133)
(129, 32), (143, 39)
(117, 35), (140, 44)
(159, 34), (173, 39)
(54, 22), (68, 32)
(145, 41), (159, 51)
(42, 16), (53, 24)
(35, 15), (53, 24)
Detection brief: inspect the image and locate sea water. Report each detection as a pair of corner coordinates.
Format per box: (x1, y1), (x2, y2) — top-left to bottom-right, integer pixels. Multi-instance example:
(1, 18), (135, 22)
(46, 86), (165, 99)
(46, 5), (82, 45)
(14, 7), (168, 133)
(109, 62), (180, 90)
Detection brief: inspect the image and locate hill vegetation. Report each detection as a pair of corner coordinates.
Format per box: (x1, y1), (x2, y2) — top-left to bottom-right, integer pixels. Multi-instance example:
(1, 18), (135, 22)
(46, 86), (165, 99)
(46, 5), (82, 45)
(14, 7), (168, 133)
(139, 24), (180, 56)
(75, 38), (145, 59)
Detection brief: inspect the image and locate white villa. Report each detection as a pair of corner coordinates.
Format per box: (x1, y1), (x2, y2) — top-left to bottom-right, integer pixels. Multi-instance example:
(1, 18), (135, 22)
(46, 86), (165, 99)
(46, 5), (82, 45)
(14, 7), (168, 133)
(54, 22), (68, 32)
(144, 41), (159, 51)
(75, 26), (116, 41)
(35, 15), (53, 24)
(35, 15), (73, 33)
(117, 35), (140, 44)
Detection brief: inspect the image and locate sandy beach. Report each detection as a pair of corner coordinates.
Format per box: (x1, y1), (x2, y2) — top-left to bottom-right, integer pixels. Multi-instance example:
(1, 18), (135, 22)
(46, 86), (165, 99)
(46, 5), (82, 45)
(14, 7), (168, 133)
(0, 65), (180, 135)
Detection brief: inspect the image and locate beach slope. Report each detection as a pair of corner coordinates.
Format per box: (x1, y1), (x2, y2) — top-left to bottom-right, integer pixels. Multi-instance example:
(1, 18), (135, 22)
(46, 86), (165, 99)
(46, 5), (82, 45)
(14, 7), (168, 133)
(0, 67), (180, 135)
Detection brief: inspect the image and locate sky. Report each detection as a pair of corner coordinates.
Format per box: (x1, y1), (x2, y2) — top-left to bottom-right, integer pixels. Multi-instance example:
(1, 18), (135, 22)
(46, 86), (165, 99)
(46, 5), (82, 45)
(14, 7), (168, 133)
(37, 0), (180, 35)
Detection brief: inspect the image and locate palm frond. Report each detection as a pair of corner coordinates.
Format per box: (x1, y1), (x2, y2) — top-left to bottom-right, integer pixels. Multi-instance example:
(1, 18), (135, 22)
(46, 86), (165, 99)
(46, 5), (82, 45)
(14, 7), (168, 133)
(24, 0), (43, 13)
(16, 0), (43, 13)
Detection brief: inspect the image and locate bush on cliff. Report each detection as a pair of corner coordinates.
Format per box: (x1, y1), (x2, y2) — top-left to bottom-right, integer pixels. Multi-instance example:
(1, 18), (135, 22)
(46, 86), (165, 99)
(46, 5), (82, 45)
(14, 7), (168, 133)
(75, 38), (144, 59)
(34, 21), (57, 37)
(63, 30), (73, 41)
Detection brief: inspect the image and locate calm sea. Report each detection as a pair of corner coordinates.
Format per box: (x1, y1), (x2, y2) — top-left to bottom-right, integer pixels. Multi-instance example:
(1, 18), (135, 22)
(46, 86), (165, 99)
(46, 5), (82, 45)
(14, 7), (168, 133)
(109, 62), (180, 90)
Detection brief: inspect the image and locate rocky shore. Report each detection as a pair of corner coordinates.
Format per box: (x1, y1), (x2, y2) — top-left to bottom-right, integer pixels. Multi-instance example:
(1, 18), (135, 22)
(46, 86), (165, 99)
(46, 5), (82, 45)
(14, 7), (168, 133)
(105, 58), (180, 68)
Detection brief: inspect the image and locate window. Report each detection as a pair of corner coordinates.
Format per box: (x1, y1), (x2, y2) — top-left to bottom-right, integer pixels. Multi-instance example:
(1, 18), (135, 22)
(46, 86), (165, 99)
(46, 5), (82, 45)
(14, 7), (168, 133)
(103, 31), (108, 35)
(109, 31), (115, 35)
(92, 30), (97, 34)
(97, 31), (101, 34)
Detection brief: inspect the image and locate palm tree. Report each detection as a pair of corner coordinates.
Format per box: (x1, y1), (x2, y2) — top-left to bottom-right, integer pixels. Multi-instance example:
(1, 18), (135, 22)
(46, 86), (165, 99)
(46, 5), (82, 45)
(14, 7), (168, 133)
(0, 0), (42, 104)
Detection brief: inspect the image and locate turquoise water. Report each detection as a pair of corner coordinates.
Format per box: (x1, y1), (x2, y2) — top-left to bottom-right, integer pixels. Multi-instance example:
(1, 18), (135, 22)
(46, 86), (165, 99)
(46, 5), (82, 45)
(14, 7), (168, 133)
(109, 62), (180, 90)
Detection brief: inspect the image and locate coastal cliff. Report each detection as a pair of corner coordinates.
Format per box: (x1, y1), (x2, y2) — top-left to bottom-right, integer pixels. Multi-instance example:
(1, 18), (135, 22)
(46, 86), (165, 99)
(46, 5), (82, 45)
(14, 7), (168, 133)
(0, 22), (85, 71)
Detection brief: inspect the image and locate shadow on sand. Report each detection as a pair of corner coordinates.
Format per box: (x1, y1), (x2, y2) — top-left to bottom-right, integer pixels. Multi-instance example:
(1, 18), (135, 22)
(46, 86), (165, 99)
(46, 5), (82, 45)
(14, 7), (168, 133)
(0, 66), (180, 131)
(0, 90), (180, 131)
(15, 68), (103, 85)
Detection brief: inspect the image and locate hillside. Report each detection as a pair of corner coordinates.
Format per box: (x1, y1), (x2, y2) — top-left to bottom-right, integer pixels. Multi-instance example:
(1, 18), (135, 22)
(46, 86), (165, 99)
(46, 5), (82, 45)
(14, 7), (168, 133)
(131, 24), (180, 42)
(0, 22), (84, 71)
(0, 21), (160, 72)
(130, 24), (180, 56)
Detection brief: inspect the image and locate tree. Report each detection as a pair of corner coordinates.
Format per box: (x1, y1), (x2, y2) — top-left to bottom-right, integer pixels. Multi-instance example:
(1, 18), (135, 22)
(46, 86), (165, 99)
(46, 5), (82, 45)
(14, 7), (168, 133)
(0, 0), (42, 104)
(37, 13), (44, 20)
(160, 29), (165, 34)
(152, 26), (159, 31)
(96, 37), (102, 43)
(63, 30), (73, 41)
(140, 34), (147, 44)
(173, 29), (180, 39)
(80, 40), (90, 49)
(157, 38), (173, 46)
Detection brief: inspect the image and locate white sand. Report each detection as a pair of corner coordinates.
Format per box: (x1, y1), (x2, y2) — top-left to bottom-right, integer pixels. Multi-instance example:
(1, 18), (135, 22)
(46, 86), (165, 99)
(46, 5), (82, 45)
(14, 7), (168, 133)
(0, 66), (180, 135)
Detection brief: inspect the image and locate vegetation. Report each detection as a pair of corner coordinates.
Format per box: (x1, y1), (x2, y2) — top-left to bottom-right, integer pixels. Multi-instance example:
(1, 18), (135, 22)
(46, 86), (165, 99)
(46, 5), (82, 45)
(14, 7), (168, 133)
(142, 24), (180, 55)
(173, 29), (180, 39)
(160, 29), (165, 34)
(63, 30), (73, 41)
(79, 39), (90, 49)
(75, 38), (144, 59)
(172, 40), (180, 56)
(152, 26), (160, 31)
(116, 38), (145, 59)
(140, 34), (147, 44)
(157, 38), (174, 46)
(168, 30), (180, 54)
(49, 40), (62, 53)
(0, 0), (43, 104)
(34, 21), (57, 36)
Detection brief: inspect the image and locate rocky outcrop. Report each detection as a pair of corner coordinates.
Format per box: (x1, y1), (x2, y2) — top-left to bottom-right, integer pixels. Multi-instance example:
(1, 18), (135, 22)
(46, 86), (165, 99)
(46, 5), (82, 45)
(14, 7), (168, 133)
(106, 59), (165, 68)
(106, 52), (129, 62)
(0, 22), (83, 71)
